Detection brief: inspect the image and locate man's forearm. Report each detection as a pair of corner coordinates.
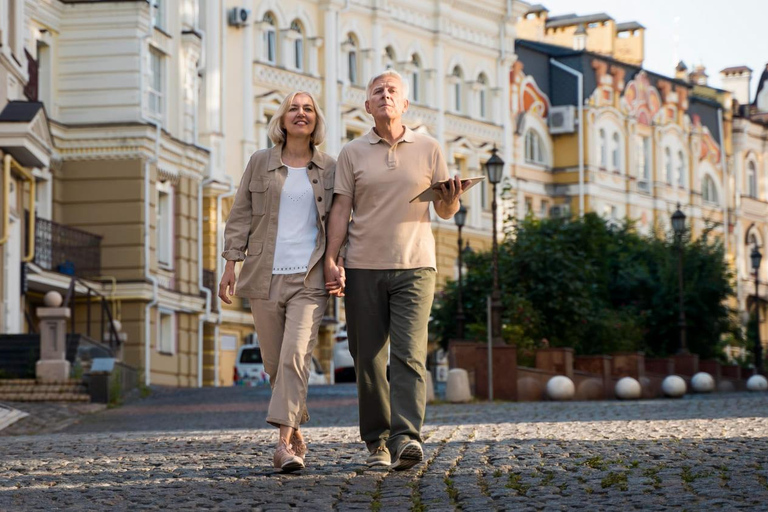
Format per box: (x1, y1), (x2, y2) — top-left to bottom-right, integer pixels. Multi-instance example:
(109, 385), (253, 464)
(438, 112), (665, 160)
(434, 199), (460, 219)
(326, 198), (352, 262)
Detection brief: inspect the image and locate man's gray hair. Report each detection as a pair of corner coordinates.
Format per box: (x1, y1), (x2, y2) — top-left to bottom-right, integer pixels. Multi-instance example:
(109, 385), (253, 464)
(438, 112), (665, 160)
(366, 69), (409, 101)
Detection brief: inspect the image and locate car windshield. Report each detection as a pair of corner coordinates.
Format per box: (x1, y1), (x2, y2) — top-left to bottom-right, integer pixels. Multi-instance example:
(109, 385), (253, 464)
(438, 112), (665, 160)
(240, 347), (263, 364)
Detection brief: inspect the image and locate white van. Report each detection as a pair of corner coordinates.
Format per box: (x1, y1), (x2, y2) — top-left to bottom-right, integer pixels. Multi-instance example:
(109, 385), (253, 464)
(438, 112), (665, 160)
(234, 342), (327, 386)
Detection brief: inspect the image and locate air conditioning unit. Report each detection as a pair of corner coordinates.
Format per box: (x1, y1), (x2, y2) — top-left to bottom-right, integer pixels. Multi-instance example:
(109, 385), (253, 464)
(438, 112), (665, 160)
(549, 105), (576, 134)
(550, 204), (571, 218)
(228, 7), (250, 27)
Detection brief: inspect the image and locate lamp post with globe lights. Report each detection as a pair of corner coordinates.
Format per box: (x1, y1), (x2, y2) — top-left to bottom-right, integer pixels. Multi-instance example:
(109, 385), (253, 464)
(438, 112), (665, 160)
(671, 204), (688, 354)
(483, 146), (504, 346)
(751, 244), (763, 374)
(454, 202), (468, 340)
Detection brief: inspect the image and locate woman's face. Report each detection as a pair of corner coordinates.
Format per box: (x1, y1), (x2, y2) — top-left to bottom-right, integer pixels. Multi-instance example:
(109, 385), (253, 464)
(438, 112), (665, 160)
(282, 93), (317, 140)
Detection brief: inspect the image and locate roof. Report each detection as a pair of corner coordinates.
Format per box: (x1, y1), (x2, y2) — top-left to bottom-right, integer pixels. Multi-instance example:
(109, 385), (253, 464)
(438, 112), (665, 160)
(524, 3), (548, 14)
(676, 61), (688, 72)
(616, 21), (645, 31)
(515, 39), (582, 58)
(0, 101), (44, 122)
(546, 13), (613, 29)
(720, 66), (753, 75)
(754, 64), (768, 106)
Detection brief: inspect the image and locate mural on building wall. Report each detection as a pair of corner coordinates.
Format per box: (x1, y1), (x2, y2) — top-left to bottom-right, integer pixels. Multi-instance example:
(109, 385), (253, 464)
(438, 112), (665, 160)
(511, 62), (550, 119)
(693, 115), (722, 165)
(620, 71), (661, 126)
(589, 60), (626, 108)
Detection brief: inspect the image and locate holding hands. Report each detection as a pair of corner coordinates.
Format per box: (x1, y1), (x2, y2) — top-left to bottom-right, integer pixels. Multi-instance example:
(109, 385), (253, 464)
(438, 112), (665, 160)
(325, 257), (346, 297)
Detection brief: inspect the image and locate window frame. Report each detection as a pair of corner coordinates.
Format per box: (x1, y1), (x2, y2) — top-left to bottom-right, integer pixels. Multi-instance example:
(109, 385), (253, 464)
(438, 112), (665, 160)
(156, 179), (174, 269)
(291, 20), (304, 71)
(524, 129), (546, 165)
(148, 46), (165, 121)
(263, 13), (277, 64)
(157, 308), (176, 355)
(702, 174), (719, 205)
(747, 160), (758, 198)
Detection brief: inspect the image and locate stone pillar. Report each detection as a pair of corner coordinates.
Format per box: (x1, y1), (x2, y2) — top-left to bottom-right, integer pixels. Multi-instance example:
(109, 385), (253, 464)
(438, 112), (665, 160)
(36, 307), (71, 383)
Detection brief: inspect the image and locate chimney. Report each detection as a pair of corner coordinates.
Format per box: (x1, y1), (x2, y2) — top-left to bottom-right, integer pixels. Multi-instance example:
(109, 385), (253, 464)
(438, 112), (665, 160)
(720, 66), (753, 105)
(689, 64), (708, 86)
(675, 61), (688, 81)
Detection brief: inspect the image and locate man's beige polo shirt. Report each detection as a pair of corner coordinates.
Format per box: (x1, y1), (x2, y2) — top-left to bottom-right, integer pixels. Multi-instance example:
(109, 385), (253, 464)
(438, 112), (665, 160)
(334, 126), (449, 270)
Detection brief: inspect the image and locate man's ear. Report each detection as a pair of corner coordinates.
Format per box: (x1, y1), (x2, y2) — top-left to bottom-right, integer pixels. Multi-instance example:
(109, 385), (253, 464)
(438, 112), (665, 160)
(402, 98), (409, 114)
(364, 99), (372, 114)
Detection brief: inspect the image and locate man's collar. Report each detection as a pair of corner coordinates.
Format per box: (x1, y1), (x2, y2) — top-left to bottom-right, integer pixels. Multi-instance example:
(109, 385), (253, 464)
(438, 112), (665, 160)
(267, 144), (326, 171)
(366, 126), (415, 145)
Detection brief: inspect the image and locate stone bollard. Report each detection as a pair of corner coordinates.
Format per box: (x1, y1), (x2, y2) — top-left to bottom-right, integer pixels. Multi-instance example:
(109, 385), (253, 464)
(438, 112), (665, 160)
(36, 292), (71, 383)
(425, 370), (436, 403)
(446, 368), (472, 403)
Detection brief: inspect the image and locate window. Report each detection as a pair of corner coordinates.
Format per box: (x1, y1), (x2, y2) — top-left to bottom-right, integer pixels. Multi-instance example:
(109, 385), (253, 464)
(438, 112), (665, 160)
(702, 175), (718, 204)
(636, 135), (650, 189)
(540, 200), (549, 218)
(525, 197), (533, 215)
(151, 0), (166, 31)
(747, 161), (758, 198)
(665, 147), (672, 184)
(677, 151), (685, 187)
(452, 66), (463, 113)
(148, 47), (164, 119)
(158, 309), (175, 354)
(384, 46), (396, 70)
(599, 128), (607, 168)
(346, 35), (358, 84)
(263, 13), (277, 64)
(477, 73), (488, 119)
(291, 20), (304, 71)
(157, 180), (174, 268)
(612, 132), (621, 171)
(525, 129), (545, 165)
(411, 54), (421, 103)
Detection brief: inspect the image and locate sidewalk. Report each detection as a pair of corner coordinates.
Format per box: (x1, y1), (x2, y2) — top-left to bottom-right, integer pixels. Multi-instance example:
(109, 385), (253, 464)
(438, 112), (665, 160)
(1, 388), (767, 510)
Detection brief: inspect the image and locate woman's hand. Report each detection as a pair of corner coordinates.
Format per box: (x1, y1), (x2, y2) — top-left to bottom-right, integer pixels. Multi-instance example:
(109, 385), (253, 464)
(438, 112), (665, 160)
(218, 261), (237, 304)
(325, 256), (346, 297)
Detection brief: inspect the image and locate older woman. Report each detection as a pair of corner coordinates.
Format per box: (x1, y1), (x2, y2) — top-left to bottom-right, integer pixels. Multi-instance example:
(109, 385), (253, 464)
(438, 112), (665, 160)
(219, 91), (335, 472)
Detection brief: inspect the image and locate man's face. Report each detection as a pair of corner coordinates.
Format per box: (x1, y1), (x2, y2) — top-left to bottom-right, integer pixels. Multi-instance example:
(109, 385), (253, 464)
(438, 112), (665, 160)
(365, 76), (409, 122)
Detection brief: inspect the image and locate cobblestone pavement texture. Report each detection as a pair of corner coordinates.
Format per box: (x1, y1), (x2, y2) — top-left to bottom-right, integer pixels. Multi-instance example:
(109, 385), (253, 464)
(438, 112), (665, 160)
(2, 386), (768, 511)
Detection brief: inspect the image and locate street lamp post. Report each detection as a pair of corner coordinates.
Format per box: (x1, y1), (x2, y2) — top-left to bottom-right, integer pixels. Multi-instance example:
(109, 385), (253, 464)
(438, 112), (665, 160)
(454, 202), (467, 340)
(751, 245), (763, 374)
(484, 146), (505, 346)
(671, 203), (688, 354)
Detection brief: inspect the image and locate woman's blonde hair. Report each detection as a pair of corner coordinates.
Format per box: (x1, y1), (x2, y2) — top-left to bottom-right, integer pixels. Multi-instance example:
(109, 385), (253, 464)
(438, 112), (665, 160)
(267, 91), (326, 146)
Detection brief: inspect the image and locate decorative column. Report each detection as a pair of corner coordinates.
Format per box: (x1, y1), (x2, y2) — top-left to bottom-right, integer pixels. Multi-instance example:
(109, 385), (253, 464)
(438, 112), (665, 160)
(36, 292), (71, 383)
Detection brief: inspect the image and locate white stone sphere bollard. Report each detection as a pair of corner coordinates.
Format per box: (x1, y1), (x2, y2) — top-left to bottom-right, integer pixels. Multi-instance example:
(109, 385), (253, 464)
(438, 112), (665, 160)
(747, 375), (768, 392)
(546, 375), (575, 401)
(661, 375), (687, 398)
(717, 380), (735, 393)
(445, 369), (472, 403)
(691, 372), (715, 393)
(615, 376), (642, 400)
(425, 370), (436, 402)
(43, 291), (63, 308)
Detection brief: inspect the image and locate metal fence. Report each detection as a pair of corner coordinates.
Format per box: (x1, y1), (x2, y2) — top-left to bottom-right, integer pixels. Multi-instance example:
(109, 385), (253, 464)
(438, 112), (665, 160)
(33, 216), (102, 278)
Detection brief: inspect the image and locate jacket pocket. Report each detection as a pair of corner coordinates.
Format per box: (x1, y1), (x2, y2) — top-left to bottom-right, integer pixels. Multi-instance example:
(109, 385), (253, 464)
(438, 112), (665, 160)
(248, 240), (263, 256)
(323, 177), (335, 211)
(248, 178), (270, 216)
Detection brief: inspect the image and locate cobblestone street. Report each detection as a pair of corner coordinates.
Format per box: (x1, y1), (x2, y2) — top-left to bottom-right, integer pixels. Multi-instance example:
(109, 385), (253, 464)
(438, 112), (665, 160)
(2, 386), (768, 511)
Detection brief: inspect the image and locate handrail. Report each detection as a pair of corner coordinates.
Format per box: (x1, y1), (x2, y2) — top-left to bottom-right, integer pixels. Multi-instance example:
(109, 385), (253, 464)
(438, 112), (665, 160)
(61, 276), (122, 350)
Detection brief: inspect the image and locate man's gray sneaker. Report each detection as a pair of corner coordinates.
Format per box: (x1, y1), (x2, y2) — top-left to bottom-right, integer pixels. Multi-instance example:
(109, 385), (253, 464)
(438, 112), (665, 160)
(390, 440), (423, 471)
(366, 446), (391, 467)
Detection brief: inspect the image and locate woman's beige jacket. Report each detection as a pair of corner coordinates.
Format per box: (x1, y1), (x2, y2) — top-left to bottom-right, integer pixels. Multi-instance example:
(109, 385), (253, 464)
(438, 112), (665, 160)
(222, 145), (336, 299)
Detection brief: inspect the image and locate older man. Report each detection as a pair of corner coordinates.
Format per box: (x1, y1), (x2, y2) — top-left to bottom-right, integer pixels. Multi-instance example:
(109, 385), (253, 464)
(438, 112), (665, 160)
(325, 70), (462, 470)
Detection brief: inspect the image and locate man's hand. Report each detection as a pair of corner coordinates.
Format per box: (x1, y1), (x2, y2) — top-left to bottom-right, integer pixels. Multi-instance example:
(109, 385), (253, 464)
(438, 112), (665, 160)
(218, 261), (237, 304)
(325, 256), (346, 297)
(434, 175), (464, 219)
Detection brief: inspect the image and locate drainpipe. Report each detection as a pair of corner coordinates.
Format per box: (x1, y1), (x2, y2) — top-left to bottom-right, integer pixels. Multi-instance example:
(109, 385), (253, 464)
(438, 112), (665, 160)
(550, 58), (584, 217)
(717, 108), (728, 262)
(197, 176), (214, 388)
(215, 175), (236, 386)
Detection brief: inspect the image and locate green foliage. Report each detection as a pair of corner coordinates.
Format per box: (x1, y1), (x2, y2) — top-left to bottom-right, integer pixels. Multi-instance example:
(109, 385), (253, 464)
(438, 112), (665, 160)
(431, 213), (740, 359)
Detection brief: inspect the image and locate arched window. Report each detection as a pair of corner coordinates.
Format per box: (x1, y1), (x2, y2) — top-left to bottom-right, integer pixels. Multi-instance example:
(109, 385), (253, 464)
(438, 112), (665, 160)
(599, 128), (607, 167)
(263, 13), (277, 64)
(612, 132), (620, 171)
(452, 66), (463, 113)
(346, 34), (358, 85)
(525, 129), (545, 165)
(410, 54), (421, 103)
(702, 175), (718, 204)
(677, 150), (685, 188)
(384, 46), (396, 70)
(665, 147), (672, 184)
(477, 73), (488, 119)
(747, 160), (758, 198)
(291, 20), (304, 71)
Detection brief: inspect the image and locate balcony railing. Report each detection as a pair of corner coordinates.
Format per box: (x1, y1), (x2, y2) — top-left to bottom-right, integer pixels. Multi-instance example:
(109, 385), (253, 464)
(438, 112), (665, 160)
(32, 216), (102, 278)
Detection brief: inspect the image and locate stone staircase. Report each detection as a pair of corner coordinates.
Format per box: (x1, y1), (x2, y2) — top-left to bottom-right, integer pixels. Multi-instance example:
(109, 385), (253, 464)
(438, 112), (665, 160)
(0, 379), (90, 402)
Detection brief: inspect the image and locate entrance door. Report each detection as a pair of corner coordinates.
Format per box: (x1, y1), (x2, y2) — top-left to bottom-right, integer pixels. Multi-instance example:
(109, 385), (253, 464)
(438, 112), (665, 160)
(4, 215), (21, 333)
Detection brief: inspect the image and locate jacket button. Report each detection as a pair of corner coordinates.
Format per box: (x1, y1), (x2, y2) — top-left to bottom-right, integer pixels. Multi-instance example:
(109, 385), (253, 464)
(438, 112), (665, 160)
(313, 179), (318, 184)
(308, 163), (314, 169)
(321, 215), (326, 221)
(317, 196), (323, 202)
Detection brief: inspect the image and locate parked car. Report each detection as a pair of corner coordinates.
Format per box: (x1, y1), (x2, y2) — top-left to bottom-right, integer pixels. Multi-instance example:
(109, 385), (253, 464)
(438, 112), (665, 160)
(332, 328), (389, 383)
(234, 342), (327, 386)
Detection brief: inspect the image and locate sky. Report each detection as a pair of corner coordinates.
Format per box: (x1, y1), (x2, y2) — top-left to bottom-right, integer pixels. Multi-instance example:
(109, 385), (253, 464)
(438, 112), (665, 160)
(533, 0), (767, 97)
